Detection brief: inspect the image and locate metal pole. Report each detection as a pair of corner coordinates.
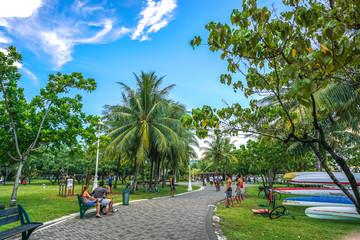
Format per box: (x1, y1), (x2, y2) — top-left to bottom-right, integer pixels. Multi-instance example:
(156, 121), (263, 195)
(92, 122), (103, 191)
(187, 160), (192, 191)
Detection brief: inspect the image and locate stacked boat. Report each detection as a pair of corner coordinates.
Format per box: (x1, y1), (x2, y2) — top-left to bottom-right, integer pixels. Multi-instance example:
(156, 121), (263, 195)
(275, 172), (360, 220)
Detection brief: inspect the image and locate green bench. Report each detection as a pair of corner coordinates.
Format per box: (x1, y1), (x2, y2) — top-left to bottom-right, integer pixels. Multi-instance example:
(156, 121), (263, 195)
(0, 204), (43, 240)
(77, 194), (104, 219)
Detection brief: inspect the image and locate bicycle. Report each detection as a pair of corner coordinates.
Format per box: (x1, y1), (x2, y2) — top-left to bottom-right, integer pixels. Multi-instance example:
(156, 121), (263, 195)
(215, 182), (220, 191)
(269, 206), (295, 219)
(253, 189), (295, 220)
(258, 186), (281, 200)
(145, 185), (160, 193)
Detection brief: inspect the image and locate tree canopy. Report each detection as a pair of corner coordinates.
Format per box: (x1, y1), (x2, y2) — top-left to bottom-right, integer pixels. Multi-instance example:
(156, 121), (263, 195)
(183, 0), (360, 211)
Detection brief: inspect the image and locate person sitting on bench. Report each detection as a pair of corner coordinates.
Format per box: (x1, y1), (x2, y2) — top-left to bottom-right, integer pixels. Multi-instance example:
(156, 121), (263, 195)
(125, 177), (132, 189)
(82, 185), (101, 218)
(92, 181), (114, 215)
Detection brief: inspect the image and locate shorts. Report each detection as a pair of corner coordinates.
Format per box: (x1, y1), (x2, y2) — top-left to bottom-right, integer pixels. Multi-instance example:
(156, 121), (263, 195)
(108, 183), (112, 188)
(67, 185), (73, 190)
(226, 190), (232, 199)
(100, 199), (111, 206)
(235, 189), (242, 197)
(85, 200), (95, 207)
(171, 186), (176, 191)
(0, 181), (3, 184)
(210, 181), (213, 184)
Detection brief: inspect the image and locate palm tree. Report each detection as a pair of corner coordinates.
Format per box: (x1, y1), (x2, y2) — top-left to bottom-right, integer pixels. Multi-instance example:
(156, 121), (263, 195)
(102, 72), (184, 192)
(201, 135), (237, 175)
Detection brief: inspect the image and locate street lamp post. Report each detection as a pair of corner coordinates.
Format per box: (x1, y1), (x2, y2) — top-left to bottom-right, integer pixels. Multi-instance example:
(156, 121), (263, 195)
(92, 121), (104, 191)
(187, 160), (192, 191)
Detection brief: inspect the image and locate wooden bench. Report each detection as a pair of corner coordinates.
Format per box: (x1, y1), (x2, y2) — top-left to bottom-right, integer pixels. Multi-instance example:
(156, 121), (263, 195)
(77, 194), (104, 219)
(0, 204), (43, 240)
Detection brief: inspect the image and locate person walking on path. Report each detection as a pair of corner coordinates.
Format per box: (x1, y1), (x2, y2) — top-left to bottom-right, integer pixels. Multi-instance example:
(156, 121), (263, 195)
(0, 176), (3, 187)
(235, 174), (243, 206)
(224, 174), (234, 208)
(107, 174), (113, 193)
(209, 176), (213, 187)
(202, 177), (207, 187)
(170, 173), (176, 197)
(215, 174), (220, 191)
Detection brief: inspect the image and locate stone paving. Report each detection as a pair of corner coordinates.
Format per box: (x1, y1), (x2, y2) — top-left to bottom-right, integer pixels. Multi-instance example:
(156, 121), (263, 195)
(29, 182), (252, 240)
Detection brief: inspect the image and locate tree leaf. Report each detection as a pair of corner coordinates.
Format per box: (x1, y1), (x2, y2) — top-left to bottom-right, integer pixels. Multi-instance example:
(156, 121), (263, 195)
(321, 44), (332, 55)
(202, 120), (207, 128)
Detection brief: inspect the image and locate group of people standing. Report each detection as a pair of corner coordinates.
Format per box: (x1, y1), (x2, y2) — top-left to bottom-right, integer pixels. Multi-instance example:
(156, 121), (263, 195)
(224, 174), (245, 208)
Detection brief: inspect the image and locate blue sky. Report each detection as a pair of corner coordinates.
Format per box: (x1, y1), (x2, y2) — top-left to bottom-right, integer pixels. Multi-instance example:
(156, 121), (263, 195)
(0, 0), (253, 115)
(0, 0), (283, 154)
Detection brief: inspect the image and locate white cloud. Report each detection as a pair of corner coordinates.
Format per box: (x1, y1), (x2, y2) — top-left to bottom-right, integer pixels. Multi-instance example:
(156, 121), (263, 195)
(0, 0), (177, 69)
(40, 31), (73, 68)
(21, 67), (39, 85)
(132, 0), (177, 41)
(0, 0), (132, 69)
(0, 33), (11, 43)
(0, 0), (42, 18)
(74, 20), (130, 43)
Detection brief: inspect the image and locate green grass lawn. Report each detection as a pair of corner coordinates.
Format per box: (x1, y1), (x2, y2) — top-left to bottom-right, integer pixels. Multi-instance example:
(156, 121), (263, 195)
(0, 180), (199, 231)
(215, 185), (360, 240)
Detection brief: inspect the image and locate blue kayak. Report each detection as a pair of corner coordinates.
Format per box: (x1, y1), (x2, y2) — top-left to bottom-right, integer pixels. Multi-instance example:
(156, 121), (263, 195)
(283, 196), (354, 207)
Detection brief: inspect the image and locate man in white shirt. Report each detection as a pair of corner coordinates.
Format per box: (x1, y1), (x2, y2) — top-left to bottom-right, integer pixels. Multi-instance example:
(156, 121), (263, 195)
(209, 176), (214, 187)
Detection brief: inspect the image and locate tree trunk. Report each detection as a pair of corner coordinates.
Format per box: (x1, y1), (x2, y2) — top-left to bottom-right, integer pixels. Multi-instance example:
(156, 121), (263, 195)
(162, 157), (166, 188)
(215, 157), (219, 173)
(310, 142), (360, 212)
(225, 159), (227, 177)
(154, 157), (159, 188)
(165, 161), (170, 184)
(314, 129), (322, 171)
(114, 156), (121, 189)
(268, 171), (273, 188)
(10, 161), (25, 207)
(142, 165), (145, 182)
(149, 159), (154, 187)
(132, 158), (140, 194)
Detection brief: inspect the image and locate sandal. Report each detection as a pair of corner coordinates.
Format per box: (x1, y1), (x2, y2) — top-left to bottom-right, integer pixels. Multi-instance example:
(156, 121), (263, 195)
(106, 212), (114, 215)
(96, 215), (102, 218)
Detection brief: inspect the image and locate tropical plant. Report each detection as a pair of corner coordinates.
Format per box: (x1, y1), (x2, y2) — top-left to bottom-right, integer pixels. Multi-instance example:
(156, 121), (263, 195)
(183, 0), (360, 211)
(201, 135), (237, 175)
(103, 72), (192, 192)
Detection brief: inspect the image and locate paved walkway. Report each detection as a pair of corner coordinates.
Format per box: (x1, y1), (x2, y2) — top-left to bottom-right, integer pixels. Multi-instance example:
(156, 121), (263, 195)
(29, 183), (253, 240)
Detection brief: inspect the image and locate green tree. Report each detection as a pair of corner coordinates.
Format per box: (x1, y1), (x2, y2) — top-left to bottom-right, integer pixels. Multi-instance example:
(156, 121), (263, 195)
(0, 46), (98, 206)
(184, 0), (360, 211)
(201, 135), (236, 175)
(103, 72), (186, 192)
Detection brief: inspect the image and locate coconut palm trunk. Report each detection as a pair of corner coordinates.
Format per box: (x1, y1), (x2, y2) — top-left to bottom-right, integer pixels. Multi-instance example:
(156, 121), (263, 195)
(162, 157), (166, 188)
(132, 158), (140, 193)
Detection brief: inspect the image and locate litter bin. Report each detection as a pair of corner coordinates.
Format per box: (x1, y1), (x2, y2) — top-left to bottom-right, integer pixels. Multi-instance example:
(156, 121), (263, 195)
(122, 190), (130, 205)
